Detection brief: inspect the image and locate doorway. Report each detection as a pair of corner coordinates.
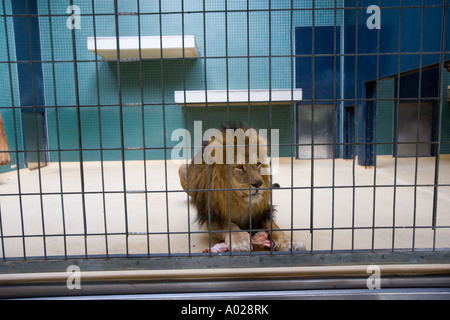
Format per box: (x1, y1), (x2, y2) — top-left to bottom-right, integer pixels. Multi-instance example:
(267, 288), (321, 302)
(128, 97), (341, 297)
(22, 111), (48, 170)
(297, 104), (335, 159)
(395, 101), (435, 157)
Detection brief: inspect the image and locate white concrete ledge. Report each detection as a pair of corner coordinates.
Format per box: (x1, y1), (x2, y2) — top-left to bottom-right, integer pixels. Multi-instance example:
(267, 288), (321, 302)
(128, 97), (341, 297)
(87, 35), (199, 60)
(174, 89), (302, 106)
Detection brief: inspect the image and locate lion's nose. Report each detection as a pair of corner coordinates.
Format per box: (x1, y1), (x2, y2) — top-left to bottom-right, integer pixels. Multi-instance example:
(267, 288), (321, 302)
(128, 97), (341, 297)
(252, 180), (263, 189)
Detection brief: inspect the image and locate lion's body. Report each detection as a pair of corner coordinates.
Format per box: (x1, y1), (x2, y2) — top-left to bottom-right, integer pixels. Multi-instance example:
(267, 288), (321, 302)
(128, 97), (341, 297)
(178, 126), (305, 252)
(183, 160), (272, 231)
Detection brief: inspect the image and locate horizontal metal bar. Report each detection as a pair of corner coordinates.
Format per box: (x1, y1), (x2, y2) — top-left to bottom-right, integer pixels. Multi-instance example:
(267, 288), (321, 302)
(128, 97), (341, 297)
(3, 182), (450, 199)
(1, 250), (450, 274)
(1, 4), (447, 19)
(2, 225), (450, 243)
(37, 288), (450, 300)
(4, 278), (450, 300)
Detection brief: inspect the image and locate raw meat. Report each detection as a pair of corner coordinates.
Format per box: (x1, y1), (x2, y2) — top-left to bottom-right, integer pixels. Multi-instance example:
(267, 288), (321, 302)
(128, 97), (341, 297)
(202, 231), (272, 253)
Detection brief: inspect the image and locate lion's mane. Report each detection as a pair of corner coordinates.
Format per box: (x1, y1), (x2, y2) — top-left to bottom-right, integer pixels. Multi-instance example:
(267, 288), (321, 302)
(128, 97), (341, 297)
(180, 126), (275, 233)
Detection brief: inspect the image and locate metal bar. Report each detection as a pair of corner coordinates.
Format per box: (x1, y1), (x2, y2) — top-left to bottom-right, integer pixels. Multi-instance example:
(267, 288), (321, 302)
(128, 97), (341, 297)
(432, 0), (449, 238)
(113, 0), (130, 257)
(247, 0), (254, 255)
(370, 0), (382, 253)
(1, 223), (449, 241)
(48, 0), (68, 259)
(201, 0), (213, 256)
(224, 0), (233, 255)
(392, 0), (404, 252)
(351, 0), (360, 253)
(310, 0), (316, 249)
(1, 251), (450, 274)
(289, 0), (295, 253)
(2, 4), (449, 18)
(91, 0), (109, 258)
(157, 0), (171, 256)
(268, 0), (274, 255)
(180, 0), (191, 257)
(2, 50), (450, 65)
(331, 0), (338, 253)
(412, 0), (427, 251)
(3, 276), (450, 300)
(25, 0), (47, 259)
(136, 0), (150, 258)
(69, 0), (88, 258)
(1, 0), (26, 260)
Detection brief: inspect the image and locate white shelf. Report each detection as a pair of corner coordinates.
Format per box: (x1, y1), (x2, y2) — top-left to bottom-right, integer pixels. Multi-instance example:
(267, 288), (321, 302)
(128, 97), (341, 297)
(174, 89), (302, 106)
(87, 35), (199, 60)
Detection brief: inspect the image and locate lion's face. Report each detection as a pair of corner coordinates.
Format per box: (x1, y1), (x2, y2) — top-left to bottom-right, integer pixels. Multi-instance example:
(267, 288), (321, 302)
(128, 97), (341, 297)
(207, 128), (271, 203)
(224, 160), (270, 202)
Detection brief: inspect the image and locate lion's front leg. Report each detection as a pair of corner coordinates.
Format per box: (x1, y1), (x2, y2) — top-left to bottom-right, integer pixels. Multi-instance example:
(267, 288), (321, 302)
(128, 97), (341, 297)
(263, 221), (306, 251)
(211, 222), (251, 252)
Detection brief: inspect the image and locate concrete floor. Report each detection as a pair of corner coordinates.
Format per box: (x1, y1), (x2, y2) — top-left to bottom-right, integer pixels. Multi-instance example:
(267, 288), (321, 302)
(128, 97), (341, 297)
(0, 155), (449, 258)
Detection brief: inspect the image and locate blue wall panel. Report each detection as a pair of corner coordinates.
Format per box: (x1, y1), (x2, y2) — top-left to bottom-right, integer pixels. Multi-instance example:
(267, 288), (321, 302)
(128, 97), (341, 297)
(11, 0), (45, 110)
(295, 26), (341, 103)
(34, 0), (344, 163)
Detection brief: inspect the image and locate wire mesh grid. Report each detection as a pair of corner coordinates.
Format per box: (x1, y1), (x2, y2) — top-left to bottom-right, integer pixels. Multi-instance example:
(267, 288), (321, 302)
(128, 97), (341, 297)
(0, 0), (449, 270)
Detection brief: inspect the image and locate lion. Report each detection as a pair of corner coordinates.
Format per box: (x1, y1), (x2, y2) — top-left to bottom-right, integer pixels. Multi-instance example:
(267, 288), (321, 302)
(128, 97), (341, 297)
(178, 125), (306, 252)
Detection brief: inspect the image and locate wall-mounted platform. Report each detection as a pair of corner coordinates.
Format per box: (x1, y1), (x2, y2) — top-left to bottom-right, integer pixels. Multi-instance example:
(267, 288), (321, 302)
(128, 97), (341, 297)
(87, 35), (199, 60)
(174, 89), (302, 106)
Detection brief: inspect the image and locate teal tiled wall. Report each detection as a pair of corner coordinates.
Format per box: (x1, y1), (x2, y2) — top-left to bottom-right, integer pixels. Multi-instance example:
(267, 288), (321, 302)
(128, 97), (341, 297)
(35, 0), (343, 162)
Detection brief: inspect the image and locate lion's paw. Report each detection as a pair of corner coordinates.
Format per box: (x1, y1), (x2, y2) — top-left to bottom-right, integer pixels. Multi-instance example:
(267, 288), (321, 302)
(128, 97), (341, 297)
(273, 239), (306, 252)
(228, 233), (251, 252)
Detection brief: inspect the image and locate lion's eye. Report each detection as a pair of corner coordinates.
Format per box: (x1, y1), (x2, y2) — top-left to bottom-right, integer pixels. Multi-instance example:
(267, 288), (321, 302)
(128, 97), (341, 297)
(236, 165), (245, 171)
(256, 161), (262, 167)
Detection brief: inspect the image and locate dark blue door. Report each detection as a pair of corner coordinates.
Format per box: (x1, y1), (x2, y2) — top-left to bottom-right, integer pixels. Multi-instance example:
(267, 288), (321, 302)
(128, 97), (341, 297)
(295, 26), (341, 159)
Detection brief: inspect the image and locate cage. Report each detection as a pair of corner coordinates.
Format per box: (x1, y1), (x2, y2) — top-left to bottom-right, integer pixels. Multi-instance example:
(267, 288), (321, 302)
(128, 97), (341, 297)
(0, 0), (449, 299)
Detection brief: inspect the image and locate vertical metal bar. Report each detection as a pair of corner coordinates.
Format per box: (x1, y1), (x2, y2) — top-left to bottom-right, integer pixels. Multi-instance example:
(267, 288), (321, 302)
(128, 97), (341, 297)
(24, 0), (47, 259)
(371, 0), (382, 252)
(136, 0), (151, 257)
(157, 0), (171, 256)
(0, 0), (6, 262)
(310, 0), (316, 252)
(48, 0), (68, 259)
(289, 0), (295, 253)
(202, 0), (212, 255)
(412, 0), (427, 251)
(432, 0), (448, 248)
(331, 0), (338, 253)
(247, 0), (253, 254)
(223, 0), (233, 255)
(113, 0), (130, 257)
(69, 0), (88, 258)
(180, 0), (191, 256)
(268, 0), (274, 255)
(2, 0), (26, 260)
(91, 0), (109, 258)
(392, 0), (405, 252)
(351, 0), (360, 253)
